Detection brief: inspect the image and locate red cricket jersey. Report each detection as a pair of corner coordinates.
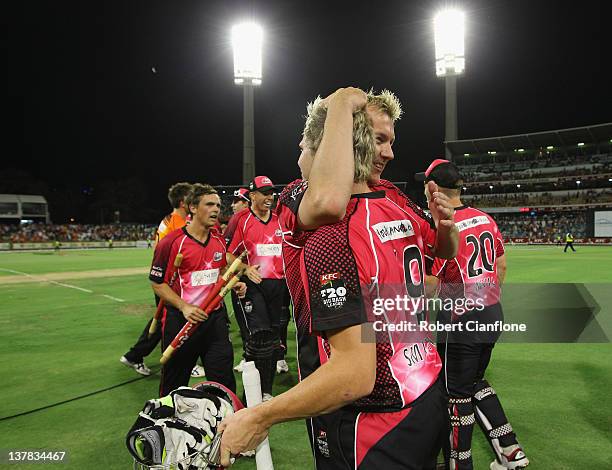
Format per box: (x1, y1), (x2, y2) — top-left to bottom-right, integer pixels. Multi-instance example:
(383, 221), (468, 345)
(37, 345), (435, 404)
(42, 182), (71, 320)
(277, 179), (441, 410)
(149, 227), (227, 310)
(431, 206), (505, 308)
(227, 209), (284, 280)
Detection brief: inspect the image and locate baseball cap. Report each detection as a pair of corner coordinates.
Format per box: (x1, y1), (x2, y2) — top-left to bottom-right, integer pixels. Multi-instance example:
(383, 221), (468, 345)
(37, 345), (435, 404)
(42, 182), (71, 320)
(232, 188), (250, 202)
(249, 176), (275, 192)
(415, 159), (463, 189)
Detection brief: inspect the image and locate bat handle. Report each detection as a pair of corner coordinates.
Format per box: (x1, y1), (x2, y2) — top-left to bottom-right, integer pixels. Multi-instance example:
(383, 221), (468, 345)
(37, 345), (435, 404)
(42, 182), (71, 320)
(160, 345), (175, 365)
(148, 318), (158, 338)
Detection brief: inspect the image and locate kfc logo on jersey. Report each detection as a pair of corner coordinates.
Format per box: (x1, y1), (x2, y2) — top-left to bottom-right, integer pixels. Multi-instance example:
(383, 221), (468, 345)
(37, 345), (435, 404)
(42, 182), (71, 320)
(213, 251), (223, 261)
(372, 220), (415, 243)
(320, 272), (341, 285)
(320, 277), (348, 309)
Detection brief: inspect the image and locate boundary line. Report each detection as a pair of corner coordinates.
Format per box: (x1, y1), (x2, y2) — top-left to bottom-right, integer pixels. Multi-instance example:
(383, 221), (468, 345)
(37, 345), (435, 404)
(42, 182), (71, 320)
(0, 268), (124, 302)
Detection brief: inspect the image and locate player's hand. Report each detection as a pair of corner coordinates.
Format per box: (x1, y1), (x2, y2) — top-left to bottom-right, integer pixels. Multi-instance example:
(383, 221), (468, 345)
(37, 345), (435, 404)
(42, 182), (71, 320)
(180, 303), (208, 323)
(233, 281), (247, 298)
(427, 181), (455, 229)
(321, 87), (367, 114)
(245, 265), (262, 284)
(219, 408), (269, 467)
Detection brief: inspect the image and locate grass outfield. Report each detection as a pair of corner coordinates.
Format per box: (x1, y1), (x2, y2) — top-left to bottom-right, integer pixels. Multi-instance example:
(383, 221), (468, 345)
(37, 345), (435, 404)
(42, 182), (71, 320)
(0, 246), (611, 469)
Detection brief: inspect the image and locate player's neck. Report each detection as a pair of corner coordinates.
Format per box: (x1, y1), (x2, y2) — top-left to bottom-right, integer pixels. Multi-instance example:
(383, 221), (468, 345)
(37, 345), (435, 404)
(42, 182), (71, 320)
(252, 207), (270, 220)
(352, 181), (371, 194)
(186, 221), (210, 242)
(174, 207), (188, 220)
(449, 196), (463, 208)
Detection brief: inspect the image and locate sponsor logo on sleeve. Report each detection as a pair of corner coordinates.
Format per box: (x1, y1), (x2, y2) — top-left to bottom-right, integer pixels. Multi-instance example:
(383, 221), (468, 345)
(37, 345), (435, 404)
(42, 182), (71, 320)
(150, 266), (164, 278)
(275, 229), (282, 237)
(191, 268), (220, 286)
(213, 251), (223, 262)
(372, 220), (415, 243)
(320, 273), (348, 309)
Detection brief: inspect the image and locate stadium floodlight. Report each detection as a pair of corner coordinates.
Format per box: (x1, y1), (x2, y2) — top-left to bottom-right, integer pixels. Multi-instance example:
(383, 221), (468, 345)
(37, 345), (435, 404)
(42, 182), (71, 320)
(232, 22), (263, 85)
(517, 148), (525, 153)
(488, 151), (497, 155)
(546, 145), (554, 150)
(434, 9), (465, 159)
(517, 184), (521, 188)
(576, 180), (581, 185)
(434, 10), (466, 77)
(577, 142), (585, 147)
(232, 21), (263, 184)
(464, 153), (470, 157)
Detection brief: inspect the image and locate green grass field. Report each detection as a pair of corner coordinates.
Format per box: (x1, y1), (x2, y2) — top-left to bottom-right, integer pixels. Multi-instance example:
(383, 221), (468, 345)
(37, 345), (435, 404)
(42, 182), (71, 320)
(1, 246), (611, 469)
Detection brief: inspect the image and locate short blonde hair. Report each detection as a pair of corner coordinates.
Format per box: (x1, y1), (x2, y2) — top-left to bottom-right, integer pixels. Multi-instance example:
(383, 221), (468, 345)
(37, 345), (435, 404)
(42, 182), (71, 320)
(302, 89), (402, 183)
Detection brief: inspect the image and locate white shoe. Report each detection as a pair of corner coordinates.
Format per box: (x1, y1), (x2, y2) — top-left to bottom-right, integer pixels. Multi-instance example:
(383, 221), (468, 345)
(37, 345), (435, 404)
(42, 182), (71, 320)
(276, 359), (289, 374)
(120, 356), (151, 376)
(262, 393), (273, 402)
(234, 358), (246, 372)
(240, 450), (255, 458)
(191, 365), (206, 378)
(490, 445), (529, 469)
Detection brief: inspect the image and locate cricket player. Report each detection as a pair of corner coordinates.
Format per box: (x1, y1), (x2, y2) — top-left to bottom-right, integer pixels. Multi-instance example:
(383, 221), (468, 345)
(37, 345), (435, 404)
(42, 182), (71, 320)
(222, 188), (251, 372)
(227, 176), (288, 400)
(419, 159), (529, 470)
(220, 87), (458, 469)
(120, 182), (193, 376)
(151, 183), (246, 397)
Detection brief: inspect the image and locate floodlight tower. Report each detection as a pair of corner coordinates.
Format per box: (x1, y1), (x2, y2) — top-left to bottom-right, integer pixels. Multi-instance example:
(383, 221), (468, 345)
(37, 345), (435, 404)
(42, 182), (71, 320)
(434, 10), (465, 160)
(232, 22), (263, 184)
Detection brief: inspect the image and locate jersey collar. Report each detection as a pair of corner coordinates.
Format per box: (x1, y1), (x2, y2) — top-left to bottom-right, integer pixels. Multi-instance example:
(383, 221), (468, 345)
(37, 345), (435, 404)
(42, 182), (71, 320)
(182, 226), (211, 247)
(249, 208), (273, 224)
(351, 190), (385, 199)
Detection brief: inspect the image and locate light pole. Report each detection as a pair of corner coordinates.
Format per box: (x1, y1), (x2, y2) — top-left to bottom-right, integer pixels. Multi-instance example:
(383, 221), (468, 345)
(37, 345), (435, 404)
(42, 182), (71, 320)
(232, 22), (263, 184)
(434, 10), (465, 160)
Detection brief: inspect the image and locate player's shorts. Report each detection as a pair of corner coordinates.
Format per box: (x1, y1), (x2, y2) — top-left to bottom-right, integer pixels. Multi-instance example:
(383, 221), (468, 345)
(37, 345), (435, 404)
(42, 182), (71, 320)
(239, 278), (287, 334)
(306, 380), (448, 470)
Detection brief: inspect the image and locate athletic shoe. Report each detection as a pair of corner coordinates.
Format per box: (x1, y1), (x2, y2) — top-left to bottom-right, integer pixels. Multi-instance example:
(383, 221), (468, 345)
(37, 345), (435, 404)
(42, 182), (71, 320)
(262, 393), (273, 402)
(191, 365), (206, 378)
(490, 445), (529, 469)
(234, 358), (246, 372)
(120, 356), (151, 376)
(276, 359), (289, 374)
(240, 450), (256, 458)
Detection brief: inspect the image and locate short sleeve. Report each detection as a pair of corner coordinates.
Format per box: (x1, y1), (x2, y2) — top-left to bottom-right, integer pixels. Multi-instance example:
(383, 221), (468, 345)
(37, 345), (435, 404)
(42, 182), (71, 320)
(149, 232), (176, 283)
(227, 214), (246, 255)
(276, 179), (308, 235)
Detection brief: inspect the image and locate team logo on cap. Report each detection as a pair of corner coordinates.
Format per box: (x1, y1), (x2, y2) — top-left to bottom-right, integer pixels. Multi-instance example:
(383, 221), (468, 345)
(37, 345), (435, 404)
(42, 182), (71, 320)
(261, 177), (272, 185)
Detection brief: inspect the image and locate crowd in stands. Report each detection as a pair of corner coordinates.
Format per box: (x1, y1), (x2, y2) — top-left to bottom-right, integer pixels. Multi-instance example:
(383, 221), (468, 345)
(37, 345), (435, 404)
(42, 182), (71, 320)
(495, 212), (587, 239)
(463, 190), (612, 208)
(0, 223), (156, 243)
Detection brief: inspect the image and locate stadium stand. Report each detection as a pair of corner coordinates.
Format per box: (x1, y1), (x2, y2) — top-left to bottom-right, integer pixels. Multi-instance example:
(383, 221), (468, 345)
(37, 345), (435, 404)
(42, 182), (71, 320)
(447, 123), (612, 242)
(0, 224), (156, 243)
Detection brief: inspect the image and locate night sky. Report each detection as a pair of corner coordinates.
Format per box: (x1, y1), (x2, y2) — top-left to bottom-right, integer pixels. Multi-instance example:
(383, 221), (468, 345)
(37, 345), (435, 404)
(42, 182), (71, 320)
(16, 0), (611, 222)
